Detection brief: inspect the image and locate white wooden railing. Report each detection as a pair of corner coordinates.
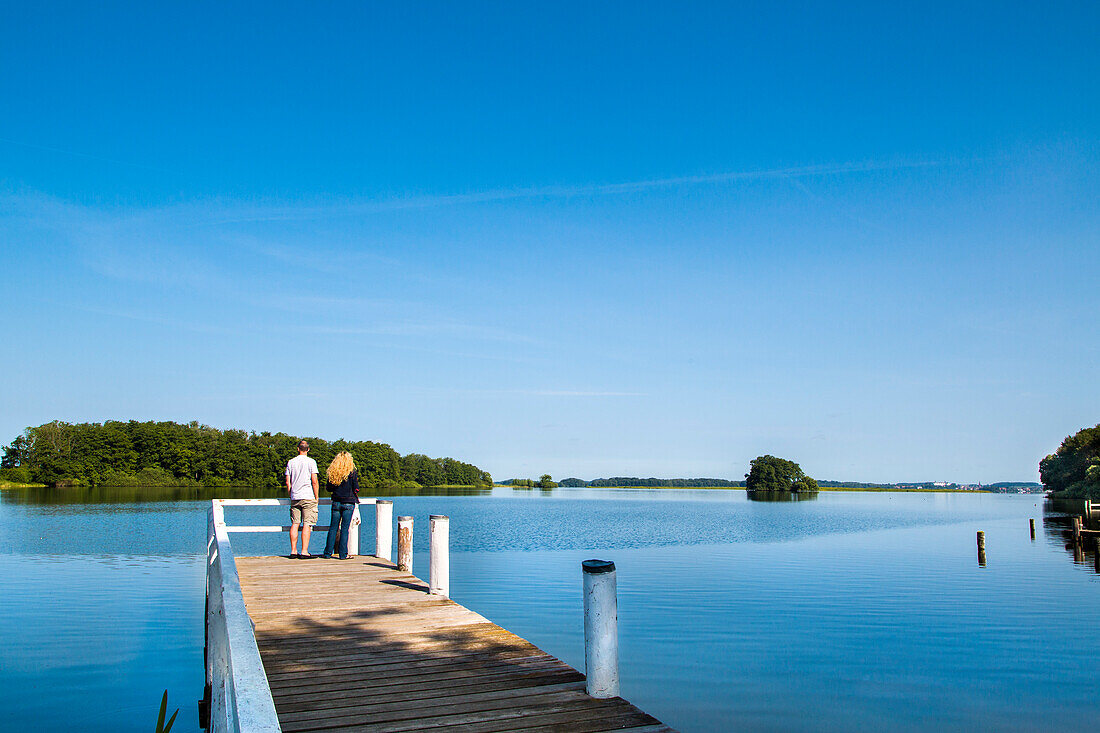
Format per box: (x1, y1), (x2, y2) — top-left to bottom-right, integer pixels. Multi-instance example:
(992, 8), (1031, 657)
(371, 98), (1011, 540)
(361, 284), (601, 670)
(214, 497), (379, 555)
(203, 497), (378, 733)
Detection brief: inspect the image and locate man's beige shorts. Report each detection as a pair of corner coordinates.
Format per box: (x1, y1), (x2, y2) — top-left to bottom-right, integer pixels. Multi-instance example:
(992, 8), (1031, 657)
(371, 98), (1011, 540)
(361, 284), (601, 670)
(289, 499), (318, 525)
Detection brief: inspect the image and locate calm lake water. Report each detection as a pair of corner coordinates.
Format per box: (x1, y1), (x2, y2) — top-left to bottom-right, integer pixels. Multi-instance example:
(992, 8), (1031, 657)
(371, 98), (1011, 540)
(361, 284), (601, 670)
(1, 487), (1097, 732)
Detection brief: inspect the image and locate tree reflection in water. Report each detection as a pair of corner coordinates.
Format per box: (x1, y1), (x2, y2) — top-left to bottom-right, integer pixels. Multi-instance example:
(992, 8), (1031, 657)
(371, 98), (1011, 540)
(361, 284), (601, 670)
(1044, 498), (1100, 574)
(746, 490), (820, 502)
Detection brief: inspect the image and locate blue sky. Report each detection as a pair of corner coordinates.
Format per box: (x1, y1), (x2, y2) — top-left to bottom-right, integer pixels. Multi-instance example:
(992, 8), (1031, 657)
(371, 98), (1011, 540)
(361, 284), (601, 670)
(1, 1), (1097, 483)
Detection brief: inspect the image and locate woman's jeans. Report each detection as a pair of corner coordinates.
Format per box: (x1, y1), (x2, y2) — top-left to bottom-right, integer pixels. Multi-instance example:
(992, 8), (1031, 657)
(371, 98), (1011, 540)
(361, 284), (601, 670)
(323, 501), (357, 559)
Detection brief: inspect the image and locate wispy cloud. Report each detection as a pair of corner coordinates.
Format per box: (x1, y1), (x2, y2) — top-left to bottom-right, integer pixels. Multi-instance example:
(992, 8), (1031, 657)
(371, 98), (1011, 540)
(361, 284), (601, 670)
(3, 155), (942, 234)
(527, 390), (645, 397)
(73, 304), (241, 336)
(306, 321), (541, 345)
(196, 158), (943, 224)
(236, 237), (404, 272)
(0, 136), (182, 175)
(466, 389), (646, 397)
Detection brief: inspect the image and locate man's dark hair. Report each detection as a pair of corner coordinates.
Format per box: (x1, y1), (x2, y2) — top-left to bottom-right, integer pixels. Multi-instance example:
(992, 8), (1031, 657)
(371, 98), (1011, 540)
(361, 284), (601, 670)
(298, 440), (309, 452)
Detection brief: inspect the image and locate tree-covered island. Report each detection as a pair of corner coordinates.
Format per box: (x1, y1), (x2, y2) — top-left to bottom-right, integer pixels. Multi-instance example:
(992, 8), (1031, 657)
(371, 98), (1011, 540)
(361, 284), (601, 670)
(0, 420), (492, 490)
(745, 455), (819, 492)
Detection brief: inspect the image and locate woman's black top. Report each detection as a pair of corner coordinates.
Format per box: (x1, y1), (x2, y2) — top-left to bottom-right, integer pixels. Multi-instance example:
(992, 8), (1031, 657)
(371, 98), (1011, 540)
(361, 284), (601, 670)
(326, 469), (359, 504)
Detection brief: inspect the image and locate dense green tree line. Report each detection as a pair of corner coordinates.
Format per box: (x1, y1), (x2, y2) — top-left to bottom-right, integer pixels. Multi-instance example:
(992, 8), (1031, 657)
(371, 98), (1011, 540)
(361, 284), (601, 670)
(555, 477), (897, 488)
(0, 420), (492, 489)
(586, 477), (744, 487)
(515, 477), (746, 487)
(501, 476), (558, 488)
(1041, 424), (1100, 499)
(554, 476), (888, 488)
(399, 453), (492, 488)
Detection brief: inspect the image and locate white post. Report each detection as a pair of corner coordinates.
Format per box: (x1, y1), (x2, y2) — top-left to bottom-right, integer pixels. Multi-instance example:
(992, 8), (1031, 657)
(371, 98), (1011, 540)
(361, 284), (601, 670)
(582, 559), (619, 698)
(346, 505), (361, 557)
(397, 516), (413, 573)
(429, 515), (449, 597)
(375, 500), (393, 560)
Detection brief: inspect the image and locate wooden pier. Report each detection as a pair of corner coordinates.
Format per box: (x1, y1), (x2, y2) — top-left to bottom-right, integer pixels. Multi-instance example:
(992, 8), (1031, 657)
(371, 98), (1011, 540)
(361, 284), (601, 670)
(204, 499), (675, 733)
(236, 556), (670, 732)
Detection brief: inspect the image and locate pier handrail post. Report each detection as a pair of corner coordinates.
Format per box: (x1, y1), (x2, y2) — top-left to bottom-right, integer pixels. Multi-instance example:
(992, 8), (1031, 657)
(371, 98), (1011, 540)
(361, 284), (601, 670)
(429, 515), (449, 597)
(375, 500), (393, 561)
(347, 504), (361, 557)
(582, 559), (620, 698)
(397, 516), (414, 573)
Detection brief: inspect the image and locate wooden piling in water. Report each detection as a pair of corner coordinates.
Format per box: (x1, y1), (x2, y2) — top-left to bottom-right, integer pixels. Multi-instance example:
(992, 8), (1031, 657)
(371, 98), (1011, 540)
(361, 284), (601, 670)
(1073, 516), (1082, 544)
(397, 515), (413, 572)
(375, 500), (393, 560)
(429, 514), (449, 597)
(1029, 518), (1036, 540)
(582, 559), (619, 699)
(977, 531), (986, 567)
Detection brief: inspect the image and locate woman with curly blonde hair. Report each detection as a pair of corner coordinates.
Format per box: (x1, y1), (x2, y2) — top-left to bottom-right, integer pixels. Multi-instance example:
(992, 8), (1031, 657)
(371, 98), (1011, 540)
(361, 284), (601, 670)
(322, 451), (359, 559)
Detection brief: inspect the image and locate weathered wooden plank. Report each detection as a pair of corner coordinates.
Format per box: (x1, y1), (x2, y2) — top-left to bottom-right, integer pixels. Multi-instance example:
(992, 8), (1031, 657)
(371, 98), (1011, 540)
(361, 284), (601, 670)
(271, 675), (588, 715)
(265, 649), (548, 681)
(256, 623), (519, 652)
(257, 623), (531, 647)
(277, 689), (617, 731)
(253, 603), (483, 625)
(240, 571), (407, 581)
(268, 655), (569, 693)
(268, 652), (555, 687)
(255, 614), (491, 638)
(261, 638), (540, 671)
(258, 626), (525, 651)
(235, 554), (674, 733)
(294, 697), (654, 733)
(239, 583), (430, 598)
(275, 681), (587, 723)
(268, 666), (585, 705)
(269, 659), (574, 696)
(433, 708), (661, 733)
(269, 662), (583, 703)
(241, 598), (442, 614)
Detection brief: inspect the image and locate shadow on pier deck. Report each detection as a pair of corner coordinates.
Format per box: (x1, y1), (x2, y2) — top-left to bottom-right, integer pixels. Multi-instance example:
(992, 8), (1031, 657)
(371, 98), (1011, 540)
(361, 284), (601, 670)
(236, 556), (675, 733)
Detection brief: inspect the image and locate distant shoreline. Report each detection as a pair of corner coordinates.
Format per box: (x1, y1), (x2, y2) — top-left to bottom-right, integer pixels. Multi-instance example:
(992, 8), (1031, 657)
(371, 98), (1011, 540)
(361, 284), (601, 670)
(532, 485), (997, 493)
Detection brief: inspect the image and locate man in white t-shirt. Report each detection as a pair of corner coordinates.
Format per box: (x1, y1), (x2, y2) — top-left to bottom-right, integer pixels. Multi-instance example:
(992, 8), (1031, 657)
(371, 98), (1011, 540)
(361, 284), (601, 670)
(285, 440), (320, 558)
